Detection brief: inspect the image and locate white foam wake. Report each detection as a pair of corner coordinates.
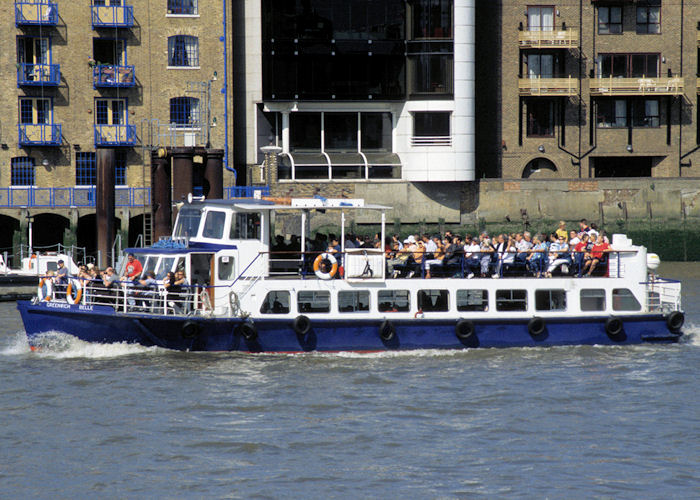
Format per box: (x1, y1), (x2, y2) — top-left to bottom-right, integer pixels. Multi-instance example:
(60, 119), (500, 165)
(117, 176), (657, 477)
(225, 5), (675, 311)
(681, 321), (700, 346)
(1, 331), (160, 359)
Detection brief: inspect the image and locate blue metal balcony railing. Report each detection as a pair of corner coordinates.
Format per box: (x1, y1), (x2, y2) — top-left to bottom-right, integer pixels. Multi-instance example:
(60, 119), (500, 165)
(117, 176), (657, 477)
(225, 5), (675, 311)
(93, 65), (135, 88)
(15, 1), (58, 26)
(225, 186), (271, 199)
(94, 124), (137, 147)
(18, 123), (62, 146)
(91, 5), (134, 28)
(0, 187), (271, 208)
(17, 63), (61, 86)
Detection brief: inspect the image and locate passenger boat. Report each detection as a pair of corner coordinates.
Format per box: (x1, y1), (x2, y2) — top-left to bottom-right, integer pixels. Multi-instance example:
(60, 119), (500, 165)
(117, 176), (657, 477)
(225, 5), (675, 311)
(17, 196), (684, 351)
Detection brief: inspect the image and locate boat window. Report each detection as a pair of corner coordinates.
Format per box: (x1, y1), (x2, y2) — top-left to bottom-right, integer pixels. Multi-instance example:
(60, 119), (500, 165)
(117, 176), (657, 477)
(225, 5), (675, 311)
(230, 212), (261, 240)
(417, 289), (449, 312)
(260, 291), (290, 314)
(496, 290), (527, 311)
(580, 289), (606, 311)
(202, 210), (226, 239)
(338, 291), (370, 312)
(156, 257), (176, 279)
(174, 207), (202, 239)
(612, 288), (641, 311)
(378, 290), (410, 312)
(535, 289), (567, 311)
(456, 289), (488, 312)
(142, 255), (157, 278)
(298, 290), (331, 313)
(46, 261), (58, 272)
(218, 255), (236, 280)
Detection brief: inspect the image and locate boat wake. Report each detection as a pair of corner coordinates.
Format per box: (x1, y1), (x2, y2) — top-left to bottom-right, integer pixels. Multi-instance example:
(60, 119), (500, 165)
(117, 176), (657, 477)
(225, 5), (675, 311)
(681, 321), (700, 346)
(1, 331), (160, 359)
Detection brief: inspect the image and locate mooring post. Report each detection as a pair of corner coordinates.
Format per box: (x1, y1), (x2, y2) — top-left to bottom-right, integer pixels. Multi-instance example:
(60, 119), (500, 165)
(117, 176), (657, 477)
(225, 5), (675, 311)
(96, 148), (115, 269)
(204, 148), (224, 199)
(151, 148), (172, 241)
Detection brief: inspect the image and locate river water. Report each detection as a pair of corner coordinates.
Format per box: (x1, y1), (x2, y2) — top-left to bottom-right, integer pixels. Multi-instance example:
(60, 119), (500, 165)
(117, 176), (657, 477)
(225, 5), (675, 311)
(1, 263), (699, 498)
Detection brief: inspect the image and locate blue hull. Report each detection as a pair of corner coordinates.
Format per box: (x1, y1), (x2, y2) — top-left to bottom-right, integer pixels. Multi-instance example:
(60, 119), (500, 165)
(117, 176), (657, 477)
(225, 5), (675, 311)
(17, 301), (681, 352)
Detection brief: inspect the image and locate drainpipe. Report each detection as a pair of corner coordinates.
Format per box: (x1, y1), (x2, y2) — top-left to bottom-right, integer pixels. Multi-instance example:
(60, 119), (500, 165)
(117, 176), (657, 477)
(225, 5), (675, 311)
(222, 0), (234, 175)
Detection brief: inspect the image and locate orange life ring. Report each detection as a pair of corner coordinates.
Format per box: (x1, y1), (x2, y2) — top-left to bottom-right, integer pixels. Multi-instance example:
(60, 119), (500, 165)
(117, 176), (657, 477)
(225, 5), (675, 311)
(37, 278), (53, 301)
(65, 279), (83, 305)
(313, 253), (338, 280)
(29, 254), (37, 269)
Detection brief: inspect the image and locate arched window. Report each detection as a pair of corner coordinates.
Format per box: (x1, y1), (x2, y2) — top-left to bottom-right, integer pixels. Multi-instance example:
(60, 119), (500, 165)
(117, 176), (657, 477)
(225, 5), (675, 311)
(169, 97), (200, 128)
(168, 35), (198, 67)
(522, 158), (558, 179)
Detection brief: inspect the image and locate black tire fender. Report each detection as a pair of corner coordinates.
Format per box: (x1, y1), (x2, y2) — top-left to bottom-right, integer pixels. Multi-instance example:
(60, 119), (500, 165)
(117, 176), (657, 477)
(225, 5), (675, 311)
(455, 319), (475, 340)
(528, 317), (546, 336)
(181, 320), (199, 340)
(605, 316), (623, 337)
(237, 320), (257, 341)
(379, 320), (395, 341)
(293, 315), (311, 336)
(666, 311), (684, 332)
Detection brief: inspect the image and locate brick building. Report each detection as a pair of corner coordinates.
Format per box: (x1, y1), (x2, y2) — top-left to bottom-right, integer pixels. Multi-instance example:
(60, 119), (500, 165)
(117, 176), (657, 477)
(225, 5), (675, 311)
(478, 0), (700, 180)
(0, 0), (232, 254)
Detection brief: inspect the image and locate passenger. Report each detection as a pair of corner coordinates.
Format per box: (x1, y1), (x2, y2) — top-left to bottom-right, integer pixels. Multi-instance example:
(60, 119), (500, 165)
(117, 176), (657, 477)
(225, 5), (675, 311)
(526, 236), (547, 277)
(568, 230), (581, 247)
(464, 236), (481, 279)
(555, 221), (568, 241)
(423, 234), (438, 261)
(545, 234), (571, 277)
(167, 270), (190, 313)
(478, 234), (495, 278)
(582, 234), (611, 276)
(135, 270), (158, 309)
(391, 234), (403, 252)
(405, 238), (424, 278)
(55, 259), (69, 299)
(424, 235), (445, 279)
(579, 218), (591, 234)
(444, 236), (464, 278)
(122, 253), (143, 281)
(514, 233), (533, 266)
(573, 233), (590, 277)
(102, 266), (120, 305)
(492, 234), (507, 278)
(498, 236), (517, 277)
(588, 223), (600, 240)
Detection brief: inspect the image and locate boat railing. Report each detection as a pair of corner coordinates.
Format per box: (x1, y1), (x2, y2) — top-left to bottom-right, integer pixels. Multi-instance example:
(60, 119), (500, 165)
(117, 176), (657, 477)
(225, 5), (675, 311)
(48, 278), (207, 316)
(644, 278), (682, 313)
(262, 248), (636, 280)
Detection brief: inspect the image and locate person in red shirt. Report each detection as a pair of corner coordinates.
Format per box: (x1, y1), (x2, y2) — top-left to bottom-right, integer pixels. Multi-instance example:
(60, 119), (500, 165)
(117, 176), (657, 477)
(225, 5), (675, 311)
(582, 235), (610, 276)
(574, 233), (590, 277)
(122, 253), (143, 281)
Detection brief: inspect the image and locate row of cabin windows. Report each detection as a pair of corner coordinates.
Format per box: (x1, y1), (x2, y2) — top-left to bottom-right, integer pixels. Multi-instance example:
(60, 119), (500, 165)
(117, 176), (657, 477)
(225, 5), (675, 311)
(17, 97), (200, 129)
(175, 209), (261, 241)
(528, 5), (660, 35)
(260, 288), (642, 315)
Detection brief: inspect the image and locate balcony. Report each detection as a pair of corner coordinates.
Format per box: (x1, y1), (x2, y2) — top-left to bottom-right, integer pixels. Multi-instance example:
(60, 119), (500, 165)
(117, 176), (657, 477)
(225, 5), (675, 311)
(15, 1), (58, 26)
(18, 124), (62, 146)
(91, 5), (134, 28)
(519, 29), (578, 49)
(93, 65), (135, 88)
(590, 76), (684, 96)
(94, 124), (137, 147)
(17, 63), (61, 86)
(519, 76), (579, 96)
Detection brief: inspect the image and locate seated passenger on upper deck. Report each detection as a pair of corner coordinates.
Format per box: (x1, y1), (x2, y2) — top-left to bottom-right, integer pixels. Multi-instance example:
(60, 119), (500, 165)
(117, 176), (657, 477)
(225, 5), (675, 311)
(582, 235), (611, 276)
(122, 253), (142, 282)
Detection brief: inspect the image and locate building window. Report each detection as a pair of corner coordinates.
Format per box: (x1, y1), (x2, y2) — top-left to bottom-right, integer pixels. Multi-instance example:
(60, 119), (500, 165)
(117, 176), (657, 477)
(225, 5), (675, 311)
(598, 6), (623, 34)
(597, 99), (659, 128)
(408, 54), (454, 95)
(636, 1), (661, 34)
(632, 99), (659, 127)
(526, 53), (555, 78)
(19, 98), (51, 124)
(11, 157), (35, 186)
(76, 152), (96, 186)
(526, 100), (554, 137)
(325, 113), (358, 152)
(527, 6), (554, 31)
(598, 54), (659, 78)
(75, 150), (126, 185)
(168, 35), (198, 67)
(290, 113), (322, 151)
(167, 0), (197, 15)
(93, 38), (125, 65)
(17, 36), (51, 80)
(597, 99), (627, 128)
(169, 97), (200, 128)
(95, 99), (126, 125)
(409, 0), (452, 39)
(413, 112), (450, 137)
